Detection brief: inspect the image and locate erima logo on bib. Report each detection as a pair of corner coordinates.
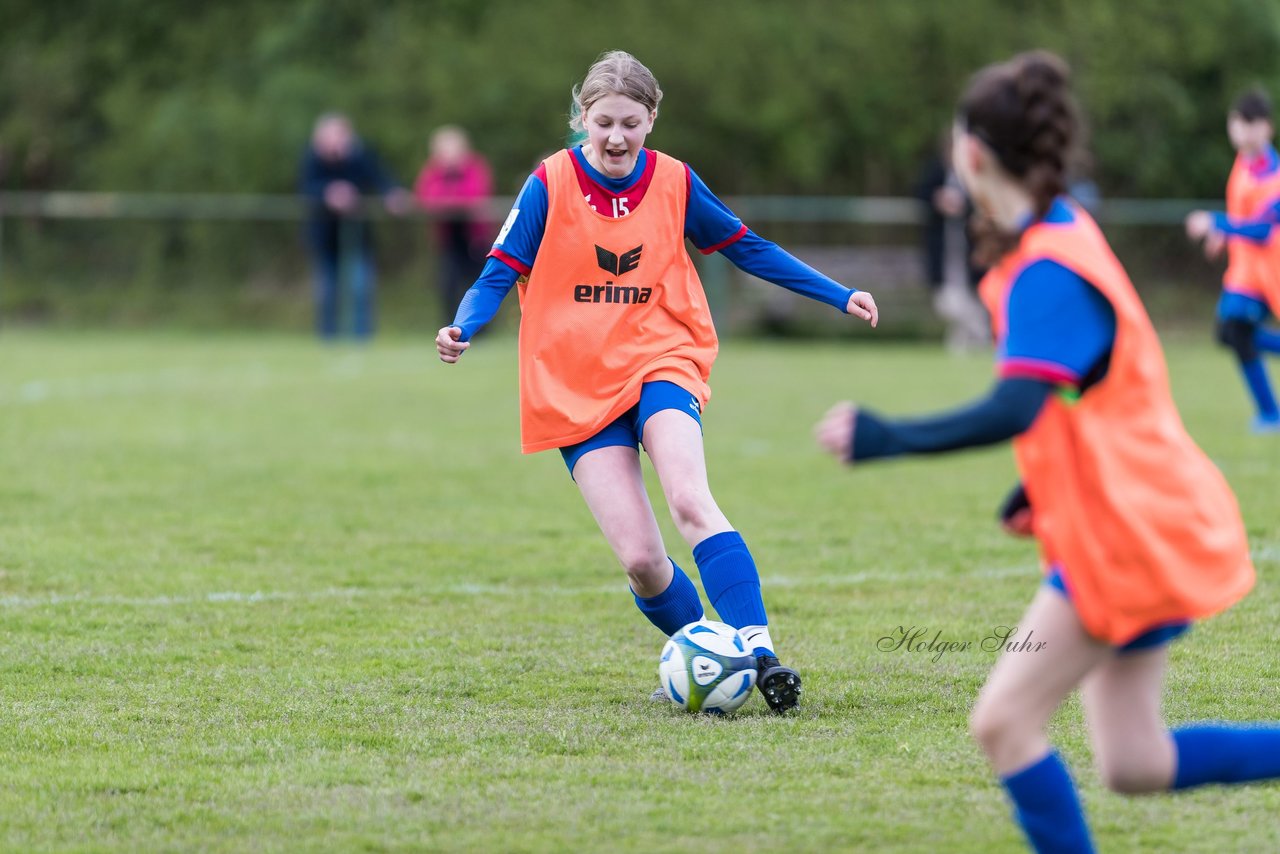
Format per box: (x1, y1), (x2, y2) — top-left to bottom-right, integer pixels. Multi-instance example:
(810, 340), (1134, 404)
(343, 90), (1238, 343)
(596, 244), (642, 275)
(575, 243), (652, 304)
(691, 655), (723, 686)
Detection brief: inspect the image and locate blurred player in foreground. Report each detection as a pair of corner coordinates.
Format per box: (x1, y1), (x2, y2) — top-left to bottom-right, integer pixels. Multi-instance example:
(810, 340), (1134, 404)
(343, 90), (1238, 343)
(818, 51), (1280, 852)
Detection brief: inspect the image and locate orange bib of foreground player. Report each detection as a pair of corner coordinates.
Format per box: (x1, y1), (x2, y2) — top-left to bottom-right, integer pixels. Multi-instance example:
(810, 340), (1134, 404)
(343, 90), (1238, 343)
(515, 149), (718, 453)
(980, 202), (1254, 645)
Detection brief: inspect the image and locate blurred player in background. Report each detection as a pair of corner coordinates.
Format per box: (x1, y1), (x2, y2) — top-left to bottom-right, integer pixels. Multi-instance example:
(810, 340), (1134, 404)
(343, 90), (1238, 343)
(299, 113), (411, 340)
(436, 50), (879, 713)
(818, 51), (1280, 853)
(414, 125), (495, 328)
(1185, 87), (1280, 432)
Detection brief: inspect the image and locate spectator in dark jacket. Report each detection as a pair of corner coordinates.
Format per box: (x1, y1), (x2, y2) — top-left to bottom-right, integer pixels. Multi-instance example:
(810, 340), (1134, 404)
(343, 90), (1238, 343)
(299, 113), (411, 340)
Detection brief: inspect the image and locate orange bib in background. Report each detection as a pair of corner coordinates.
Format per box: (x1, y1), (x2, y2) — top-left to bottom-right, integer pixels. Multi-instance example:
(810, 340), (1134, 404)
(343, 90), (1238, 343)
(1225, 154), (1280, 312)
(980, 202), (1254, 644)
(515, 149), (717, 453)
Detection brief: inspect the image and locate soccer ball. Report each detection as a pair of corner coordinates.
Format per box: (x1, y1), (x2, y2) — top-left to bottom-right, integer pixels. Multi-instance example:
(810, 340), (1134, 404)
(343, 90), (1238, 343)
(658, 620), (758, 714)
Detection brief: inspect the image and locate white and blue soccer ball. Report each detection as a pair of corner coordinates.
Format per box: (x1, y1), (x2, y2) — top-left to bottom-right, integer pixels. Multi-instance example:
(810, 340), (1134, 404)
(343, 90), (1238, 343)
(658, 620), (757, 714)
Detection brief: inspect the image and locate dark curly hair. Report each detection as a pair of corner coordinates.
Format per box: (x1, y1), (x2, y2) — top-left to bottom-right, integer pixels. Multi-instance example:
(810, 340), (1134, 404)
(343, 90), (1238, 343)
(957, 50), (1081, 266)
(1234, 87), (1272, 122)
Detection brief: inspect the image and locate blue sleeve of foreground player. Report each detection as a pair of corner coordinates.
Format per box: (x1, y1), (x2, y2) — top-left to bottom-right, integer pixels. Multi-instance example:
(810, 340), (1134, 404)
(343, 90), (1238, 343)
(850, 378), (1055, 461)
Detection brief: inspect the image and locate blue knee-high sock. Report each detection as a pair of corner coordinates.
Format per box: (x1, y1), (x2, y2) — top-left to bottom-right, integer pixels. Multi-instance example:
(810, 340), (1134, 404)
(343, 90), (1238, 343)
(1239, 358), (1280, 418)
(633, 560), (704, 637)
(1000, 752), (1095, 854)
(1256, 327), (1280, 355)
(692, 531), (771, 655)
(1171, 724), (1280, 789)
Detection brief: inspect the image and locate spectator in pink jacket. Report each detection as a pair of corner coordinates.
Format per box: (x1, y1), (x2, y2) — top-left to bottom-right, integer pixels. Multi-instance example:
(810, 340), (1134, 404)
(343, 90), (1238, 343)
(414, 126), (495, 326)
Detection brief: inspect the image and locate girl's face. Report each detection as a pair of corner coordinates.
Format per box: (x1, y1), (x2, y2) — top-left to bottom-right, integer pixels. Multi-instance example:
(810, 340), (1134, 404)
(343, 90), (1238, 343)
(1228, 112), (1273, 156)
(583, 93), (655, 178)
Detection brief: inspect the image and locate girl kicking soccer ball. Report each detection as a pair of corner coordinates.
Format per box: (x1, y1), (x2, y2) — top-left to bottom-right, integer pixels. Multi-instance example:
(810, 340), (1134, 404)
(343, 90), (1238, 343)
(817, 51), (1280, 851)
(438, 50), (878, 713)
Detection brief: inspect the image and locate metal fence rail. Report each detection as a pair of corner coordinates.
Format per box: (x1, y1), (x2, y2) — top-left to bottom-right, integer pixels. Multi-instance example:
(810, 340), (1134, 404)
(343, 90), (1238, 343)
(0, 192), (1222, 331)
(0, 192), (1219, 224)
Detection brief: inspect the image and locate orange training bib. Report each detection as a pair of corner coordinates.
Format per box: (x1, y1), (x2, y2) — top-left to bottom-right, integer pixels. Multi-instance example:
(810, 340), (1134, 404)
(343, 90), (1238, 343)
(980, 201), (1254, 644)
(515, 149), (718, 453)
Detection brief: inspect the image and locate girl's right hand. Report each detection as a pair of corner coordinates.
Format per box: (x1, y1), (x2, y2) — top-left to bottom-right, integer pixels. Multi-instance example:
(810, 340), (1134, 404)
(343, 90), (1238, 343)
(815, 402), (858, 463)
(436, 326), (469, 363)
(1184, 210), (1212, 241)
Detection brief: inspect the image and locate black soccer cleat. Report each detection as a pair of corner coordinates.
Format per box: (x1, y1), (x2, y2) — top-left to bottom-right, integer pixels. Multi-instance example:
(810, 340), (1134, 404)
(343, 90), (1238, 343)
(755, 655), (802, 714)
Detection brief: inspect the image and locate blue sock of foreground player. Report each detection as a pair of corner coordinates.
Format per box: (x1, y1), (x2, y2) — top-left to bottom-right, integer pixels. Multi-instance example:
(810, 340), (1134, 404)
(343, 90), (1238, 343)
(632, 560), (703, 636)
(692, 531), (774, 657)
(1171, 724), (1280, 788)
(1239, 358), (1280, 418)
(1000, 752), (1095, 854)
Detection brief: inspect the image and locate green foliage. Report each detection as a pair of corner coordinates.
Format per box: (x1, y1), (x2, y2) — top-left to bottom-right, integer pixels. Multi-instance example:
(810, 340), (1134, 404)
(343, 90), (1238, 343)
(0, 333), (1278, 850)
(3, 0), (1280, 197)
(0, 1), (1275, 325)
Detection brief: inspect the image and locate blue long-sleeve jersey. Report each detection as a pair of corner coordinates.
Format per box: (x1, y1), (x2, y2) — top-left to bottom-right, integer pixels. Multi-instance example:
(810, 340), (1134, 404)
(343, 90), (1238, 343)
(450, 146), (857, 340)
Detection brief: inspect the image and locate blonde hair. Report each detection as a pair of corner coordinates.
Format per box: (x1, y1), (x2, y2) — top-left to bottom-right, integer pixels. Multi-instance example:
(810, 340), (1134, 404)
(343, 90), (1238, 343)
(569, 50), (663, 133)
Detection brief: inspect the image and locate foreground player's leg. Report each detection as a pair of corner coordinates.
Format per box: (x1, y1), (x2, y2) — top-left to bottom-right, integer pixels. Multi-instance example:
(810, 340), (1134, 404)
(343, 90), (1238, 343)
(1082, 645), (1280, 793)
(573, 445), (703, 636)
(970, 587), (1112, 854)
(643, 409), (801, 713)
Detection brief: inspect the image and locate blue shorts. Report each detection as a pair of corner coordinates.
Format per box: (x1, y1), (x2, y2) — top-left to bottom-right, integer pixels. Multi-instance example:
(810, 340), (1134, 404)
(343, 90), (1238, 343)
(1217, 291), (1271, 324)
(1045, 567), (1190, 653)
(559, 381), (703, 476)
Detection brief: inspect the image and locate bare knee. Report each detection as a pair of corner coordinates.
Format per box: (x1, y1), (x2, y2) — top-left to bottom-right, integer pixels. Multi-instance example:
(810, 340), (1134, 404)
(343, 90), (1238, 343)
(666, 486), (718, 533)
(619, 546), (670, 592)
(969, 697), (1043, 770)
(968, 699), (1009, 757)
(1095, 752), (1171, 795)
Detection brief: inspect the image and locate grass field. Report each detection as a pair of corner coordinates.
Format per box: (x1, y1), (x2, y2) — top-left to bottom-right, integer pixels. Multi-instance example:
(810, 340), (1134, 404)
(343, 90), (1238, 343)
(1, 330), (1278, 853)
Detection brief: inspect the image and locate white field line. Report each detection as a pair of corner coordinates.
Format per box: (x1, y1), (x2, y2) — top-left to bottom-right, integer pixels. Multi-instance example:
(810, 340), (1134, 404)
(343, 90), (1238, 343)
(0, 356), (423, 406)
(5, 548), (1273, 610)
(0, 565), (1032, 610)
(0, 587), (369, 609)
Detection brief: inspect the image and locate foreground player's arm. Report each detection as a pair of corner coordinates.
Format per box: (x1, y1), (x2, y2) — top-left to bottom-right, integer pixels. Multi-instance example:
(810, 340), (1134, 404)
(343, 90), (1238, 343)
(818, 260), (1115, 462)
(998, 482), (1034, 537)
(684, 167), (877, 324)
(839, 378), (1053, 460)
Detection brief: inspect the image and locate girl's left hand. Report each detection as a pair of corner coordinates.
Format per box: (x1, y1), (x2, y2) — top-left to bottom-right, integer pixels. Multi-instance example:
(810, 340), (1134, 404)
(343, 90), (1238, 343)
(815, 402), (858, 463)
(846, 291), (879, 327)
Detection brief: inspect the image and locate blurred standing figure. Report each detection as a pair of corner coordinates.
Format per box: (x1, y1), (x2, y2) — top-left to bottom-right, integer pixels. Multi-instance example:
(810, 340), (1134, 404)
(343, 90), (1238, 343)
(414, 126), (494, 326)
(299, 113), (411, 340)
(916, 131), (990, 352)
